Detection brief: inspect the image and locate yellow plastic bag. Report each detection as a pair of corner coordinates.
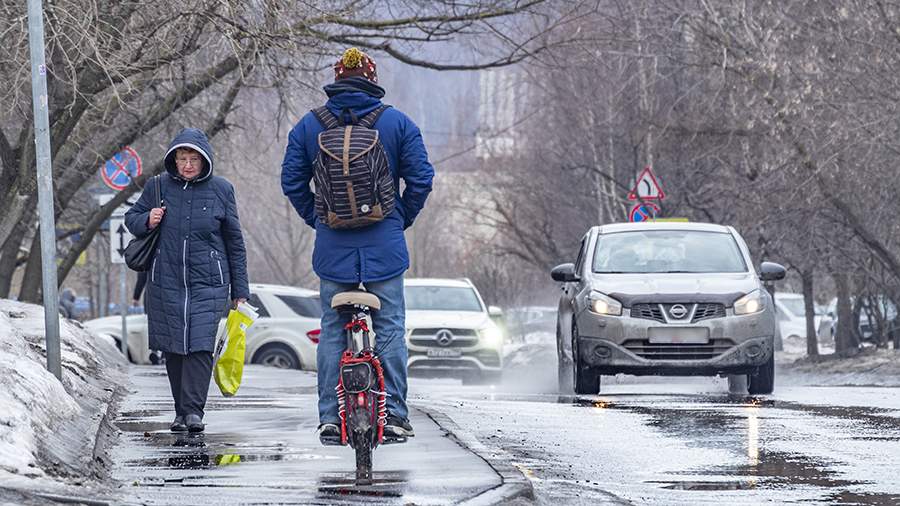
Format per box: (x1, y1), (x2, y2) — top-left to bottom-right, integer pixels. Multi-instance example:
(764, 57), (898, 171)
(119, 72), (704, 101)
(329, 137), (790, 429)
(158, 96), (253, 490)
(214, 303), (258, 396)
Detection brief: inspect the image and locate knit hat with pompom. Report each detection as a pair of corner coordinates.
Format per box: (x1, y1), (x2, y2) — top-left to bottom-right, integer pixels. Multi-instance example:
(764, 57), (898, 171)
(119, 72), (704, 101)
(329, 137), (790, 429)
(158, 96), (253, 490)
(333, 48), (378, 83)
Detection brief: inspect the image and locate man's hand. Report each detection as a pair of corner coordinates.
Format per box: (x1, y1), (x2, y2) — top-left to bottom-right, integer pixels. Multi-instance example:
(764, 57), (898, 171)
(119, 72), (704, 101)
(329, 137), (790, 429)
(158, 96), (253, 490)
(233, 297), (247, 309)
(148, 207), (166, 229)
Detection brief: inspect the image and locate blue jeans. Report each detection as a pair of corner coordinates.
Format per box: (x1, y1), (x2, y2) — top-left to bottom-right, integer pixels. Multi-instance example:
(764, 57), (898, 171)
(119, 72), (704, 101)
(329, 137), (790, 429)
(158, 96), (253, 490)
(318, 275), (408, 423)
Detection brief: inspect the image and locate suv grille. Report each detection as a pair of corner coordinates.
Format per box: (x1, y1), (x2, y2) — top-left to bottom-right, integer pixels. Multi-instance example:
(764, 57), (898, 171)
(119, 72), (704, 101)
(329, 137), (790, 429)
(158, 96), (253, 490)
(630, 303), (726, 323)
(693, 303), (726, 322)
(631, 304), (665, 323)
(622, 338), (735, 360)
(409, 328), (479, 348)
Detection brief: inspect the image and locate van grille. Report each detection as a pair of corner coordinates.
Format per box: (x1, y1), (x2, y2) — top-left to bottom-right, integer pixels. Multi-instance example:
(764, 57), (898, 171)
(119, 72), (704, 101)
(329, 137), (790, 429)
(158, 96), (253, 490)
(622, 338), (735, 360)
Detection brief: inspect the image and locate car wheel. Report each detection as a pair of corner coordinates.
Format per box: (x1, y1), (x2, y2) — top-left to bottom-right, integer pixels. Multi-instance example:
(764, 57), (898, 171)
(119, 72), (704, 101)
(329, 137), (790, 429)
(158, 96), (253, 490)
(253, 343), (301, 369)
(748, 355), (775, 395)
(557, 329), (574, 394)
(572, 325), (600, 395)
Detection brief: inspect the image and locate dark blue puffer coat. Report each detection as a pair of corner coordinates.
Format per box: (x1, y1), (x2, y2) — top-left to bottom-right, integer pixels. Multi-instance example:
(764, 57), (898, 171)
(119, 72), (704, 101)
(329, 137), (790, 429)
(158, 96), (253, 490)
(281, 78), (434, 284)
(125, 128), (250, 355)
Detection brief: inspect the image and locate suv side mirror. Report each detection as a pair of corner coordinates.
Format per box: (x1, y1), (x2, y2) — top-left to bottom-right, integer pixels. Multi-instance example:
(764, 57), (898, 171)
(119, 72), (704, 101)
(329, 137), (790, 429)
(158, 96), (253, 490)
(759, 262), (786, 282)
(551, 263), (579, 282)
(488, 306), (503, 317)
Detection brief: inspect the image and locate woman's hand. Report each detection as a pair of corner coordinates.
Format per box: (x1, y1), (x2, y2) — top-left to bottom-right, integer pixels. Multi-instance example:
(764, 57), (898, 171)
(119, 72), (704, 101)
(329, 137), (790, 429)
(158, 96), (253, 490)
(148, 207), (166, 229)
(233, 297), (247, 309)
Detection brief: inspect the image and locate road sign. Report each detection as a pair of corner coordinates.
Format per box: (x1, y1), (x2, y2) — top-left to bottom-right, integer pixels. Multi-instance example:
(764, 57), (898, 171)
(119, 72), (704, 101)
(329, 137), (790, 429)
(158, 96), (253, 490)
(628, 166), (665, 201)
(629, 202), (660, 222)
(100, 147), (141, 191)
(109, 205), (132, 264)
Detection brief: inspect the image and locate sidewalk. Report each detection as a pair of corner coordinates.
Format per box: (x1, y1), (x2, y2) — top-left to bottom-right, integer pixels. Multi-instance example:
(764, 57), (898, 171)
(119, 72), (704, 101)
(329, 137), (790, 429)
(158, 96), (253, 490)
(108, 365), (502, 505)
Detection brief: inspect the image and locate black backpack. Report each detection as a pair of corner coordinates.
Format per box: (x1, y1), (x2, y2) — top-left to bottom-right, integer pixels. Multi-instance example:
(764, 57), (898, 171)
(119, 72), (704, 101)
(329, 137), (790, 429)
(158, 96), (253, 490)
(311, 105), (395, 229)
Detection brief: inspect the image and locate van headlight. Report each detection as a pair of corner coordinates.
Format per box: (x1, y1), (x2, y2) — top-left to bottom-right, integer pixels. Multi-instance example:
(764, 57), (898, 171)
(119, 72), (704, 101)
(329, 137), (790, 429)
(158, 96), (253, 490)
(590, 292), (623, 316)
(479, 326), (503, 348)
(734, 290), (764, 315)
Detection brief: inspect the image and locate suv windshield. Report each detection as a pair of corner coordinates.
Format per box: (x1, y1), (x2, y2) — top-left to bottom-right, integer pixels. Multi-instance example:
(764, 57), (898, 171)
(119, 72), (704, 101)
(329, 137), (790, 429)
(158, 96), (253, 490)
(405, 286), (483, 312)
(592, 230), (748, 274)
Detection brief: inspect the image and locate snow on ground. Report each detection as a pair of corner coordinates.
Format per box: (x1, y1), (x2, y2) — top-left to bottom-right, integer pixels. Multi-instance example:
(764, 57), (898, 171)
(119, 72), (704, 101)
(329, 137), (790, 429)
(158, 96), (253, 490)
(0, 299), (125, 493)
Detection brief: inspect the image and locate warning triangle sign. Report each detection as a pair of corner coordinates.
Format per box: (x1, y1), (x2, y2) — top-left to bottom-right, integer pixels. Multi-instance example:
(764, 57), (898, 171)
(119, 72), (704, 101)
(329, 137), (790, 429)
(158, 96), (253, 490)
(628, 166), (665, 201)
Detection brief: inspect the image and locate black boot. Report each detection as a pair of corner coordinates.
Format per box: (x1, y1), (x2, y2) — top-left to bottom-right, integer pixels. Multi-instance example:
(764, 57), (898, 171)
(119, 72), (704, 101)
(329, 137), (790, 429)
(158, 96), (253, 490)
(170, 415), (187, 432)
(185, 414), (205, 433)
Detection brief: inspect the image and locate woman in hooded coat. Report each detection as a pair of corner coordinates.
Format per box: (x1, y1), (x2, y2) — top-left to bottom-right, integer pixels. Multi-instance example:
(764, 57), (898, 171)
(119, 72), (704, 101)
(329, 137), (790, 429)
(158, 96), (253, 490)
(125, 128), (249, 433)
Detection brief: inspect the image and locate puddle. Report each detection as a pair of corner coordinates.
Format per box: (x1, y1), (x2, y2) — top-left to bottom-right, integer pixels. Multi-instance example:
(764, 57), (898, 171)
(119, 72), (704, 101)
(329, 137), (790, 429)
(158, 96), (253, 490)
(652, 480), (757, 491)
(822, 490), (900, 505)
(317, 471), (408, 498)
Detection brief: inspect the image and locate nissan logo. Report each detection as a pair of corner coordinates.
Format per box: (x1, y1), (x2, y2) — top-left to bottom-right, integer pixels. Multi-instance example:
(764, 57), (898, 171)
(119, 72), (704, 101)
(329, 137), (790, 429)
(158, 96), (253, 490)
(436, 329), (454, 346)
(670, 304), (689, 319)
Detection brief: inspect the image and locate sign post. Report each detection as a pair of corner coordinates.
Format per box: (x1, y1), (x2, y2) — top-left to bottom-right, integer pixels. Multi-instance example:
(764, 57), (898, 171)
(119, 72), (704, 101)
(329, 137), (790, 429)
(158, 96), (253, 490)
(110, 206), (132, 357)
(27, 0), (61, 380)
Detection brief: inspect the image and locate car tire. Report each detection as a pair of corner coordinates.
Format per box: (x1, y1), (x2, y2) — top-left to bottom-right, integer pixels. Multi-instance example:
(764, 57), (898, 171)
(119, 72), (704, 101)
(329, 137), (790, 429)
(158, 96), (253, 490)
(558, 356), (574, 394)
(253, 343), (301, 369)
(748, 354), (775, 395)
(572, 325), (600, 395)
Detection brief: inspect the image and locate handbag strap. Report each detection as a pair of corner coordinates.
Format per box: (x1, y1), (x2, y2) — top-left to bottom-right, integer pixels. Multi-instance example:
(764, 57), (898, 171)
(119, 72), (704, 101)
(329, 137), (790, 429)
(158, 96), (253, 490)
(155, 175), (162, 207)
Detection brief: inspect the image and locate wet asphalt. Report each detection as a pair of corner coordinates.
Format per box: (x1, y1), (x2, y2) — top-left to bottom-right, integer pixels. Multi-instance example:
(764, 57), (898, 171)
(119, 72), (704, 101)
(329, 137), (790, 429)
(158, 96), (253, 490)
(106, 359), (900, 505)
(420, 364), (900, 506)
(109, 366), (498, 505)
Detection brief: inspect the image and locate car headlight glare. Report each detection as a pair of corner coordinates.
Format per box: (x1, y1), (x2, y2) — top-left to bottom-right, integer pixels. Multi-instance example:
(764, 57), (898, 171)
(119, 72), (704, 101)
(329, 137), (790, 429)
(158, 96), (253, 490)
(734, 290), (764, 315)
(590, 292), (623, 316)
(479, 326), (503, 348)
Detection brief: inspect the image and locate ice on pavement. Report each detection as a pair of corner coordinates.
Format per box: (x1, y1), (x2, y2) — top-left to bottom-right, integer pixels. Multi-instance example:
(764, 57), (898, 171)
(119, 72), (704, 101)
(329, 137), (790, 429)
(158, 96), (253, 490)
(0, 299), (124, 485)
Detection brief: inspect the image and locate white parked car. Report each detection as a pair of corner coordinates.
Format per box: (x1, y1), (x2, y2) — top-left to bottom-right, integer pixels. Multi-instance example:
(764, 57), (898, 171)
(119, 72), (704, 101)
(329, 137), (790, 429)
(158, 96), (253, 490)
(773, 292), (820, 342)
(84, 283), (321, 370)
(404, 278), (504, 384)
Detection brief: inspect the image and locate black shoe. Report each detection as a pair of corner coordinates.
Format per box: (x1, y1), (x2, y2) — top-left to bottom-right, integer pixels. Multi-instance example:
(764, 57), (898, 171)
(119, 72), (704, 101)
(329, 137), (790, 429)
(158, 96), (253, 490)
(384, 416), (414, 438)
(317, 423), (341, 445)
(185, 414), (205, 433)
(170, 416), (187, 432)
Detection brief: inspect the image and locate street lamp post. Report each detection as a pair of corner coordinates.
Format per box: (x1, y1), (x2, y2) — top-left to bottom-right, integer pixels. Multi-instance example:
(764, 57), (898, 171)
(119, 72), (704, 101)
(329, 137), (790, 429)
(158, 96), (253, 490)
(27, 0), (62, 381)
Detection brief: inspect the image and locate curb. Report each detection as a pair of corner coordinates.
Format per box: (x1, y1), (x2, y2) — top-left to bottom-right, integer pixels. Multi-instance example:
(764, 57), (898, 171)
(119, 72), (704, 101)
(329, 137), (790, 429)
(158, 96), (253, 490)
(414, 404), (535, 505)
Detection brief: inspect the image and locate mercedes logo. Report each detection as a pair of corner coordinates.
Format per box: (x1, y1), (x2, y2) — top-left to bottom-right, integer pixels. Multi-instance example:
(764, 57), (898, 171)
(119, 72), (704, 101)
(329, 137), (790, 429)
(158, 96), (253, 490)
(435, 329), (454, 346)
(670, 304), (689, 319)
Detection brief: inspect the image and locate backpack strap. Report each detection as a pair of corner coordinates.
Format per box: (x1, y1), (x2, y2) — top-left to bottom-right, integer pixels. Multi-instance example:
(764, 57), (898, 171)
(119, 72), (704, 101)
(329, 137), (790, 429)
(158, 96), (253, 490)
(357, 105), (390, 129)
(311, 106), (341, 130)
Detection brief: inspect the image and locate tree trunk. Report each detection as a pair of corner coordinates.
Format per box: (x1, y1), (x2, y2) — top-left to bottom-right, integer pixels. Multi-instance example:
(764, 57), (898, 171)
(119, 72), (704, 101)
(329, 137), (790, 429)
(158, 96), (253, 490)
(834, 272), (859, 357)
(801, 269), (819, 357)
(18, 233), (43, 303)
(0, 223), (27, 298)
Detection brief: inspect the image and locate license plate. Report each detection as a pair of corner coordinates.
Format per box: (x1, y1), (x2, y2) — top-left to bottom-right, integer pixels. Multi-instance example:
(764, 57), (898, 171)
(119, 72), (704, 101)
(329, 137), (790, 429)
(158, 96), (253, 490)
(426, 348), (462, 358)
(648, 327), (710, 344)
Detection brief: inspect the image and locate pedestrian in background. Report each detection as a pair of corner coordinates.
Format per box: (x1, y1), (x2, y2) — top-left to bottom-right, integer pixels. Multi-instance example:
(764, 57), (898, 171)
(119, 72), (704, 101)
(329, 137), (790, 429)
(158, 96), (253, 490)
(125, 128), (249, 433)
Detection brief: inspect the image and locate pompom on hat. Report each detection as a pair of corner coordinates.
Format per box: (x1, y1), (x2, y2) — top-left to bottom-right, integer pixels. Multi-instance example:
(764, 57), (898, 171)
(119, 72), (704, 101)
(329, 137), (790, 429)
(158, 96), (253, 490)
(333, 47), (378, 83)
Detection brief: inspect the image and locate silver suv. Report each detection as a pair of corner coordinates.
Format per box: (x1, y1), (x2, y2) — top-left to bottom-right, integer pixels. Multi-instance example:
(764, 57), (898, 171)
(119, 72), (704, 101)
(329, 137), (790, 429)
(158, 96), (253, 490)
(552, 222), (785, 395)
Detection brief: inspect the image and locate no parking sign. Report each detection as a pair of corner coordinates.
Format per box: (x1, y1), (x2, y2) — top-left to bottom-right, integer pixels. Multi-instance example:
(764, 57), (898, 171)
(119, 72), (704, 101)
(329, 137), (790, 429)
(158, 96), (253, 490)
(100, 147), (141, 191)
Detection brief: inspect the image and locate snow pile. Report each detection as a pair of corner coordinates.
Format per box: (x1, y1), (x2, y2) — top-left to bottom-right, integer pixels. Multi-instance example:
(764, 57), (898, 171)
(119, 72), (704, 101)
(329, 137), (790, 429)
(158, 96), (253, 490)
(0, 299), (125, 482)
(780, 347), (900, 386)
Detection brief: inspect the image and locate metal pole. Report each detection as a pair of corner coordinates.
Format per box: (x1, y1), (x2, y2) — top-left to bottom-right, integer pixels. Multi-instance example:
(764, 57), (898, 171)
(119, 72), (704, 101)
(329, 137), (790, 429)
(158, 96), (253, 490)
(27, 0), (61, 381)
(120, 264), (128, 357)
(99, 240), (107, 317)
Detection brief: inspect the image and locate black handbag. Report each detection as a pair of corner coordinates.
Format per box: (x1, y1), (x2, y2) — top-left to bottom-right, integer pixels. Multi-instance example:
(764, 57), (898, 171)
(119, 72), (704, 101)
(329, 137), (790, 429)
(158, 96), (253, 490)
(124, 176), (162, 272)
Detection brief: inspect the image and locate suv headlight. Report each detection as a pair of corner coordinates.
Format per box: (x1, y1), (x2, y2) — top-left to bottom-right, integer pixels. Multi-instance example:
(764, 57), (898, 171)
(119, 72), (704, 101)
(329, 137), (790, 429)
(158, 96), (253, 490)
(479, 326), (503, 348)
(734, 290), (764, 315)
(589, 292), (623, 316)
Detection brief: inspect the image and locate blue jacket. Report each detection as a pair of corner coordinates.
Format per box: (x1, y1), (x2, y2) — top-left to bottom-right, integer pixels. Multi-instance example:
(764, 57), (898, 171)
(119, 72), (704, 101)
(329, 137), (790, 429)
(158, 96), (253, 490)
(125, 128), (249, 354)
(281, 80), (434, 283)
